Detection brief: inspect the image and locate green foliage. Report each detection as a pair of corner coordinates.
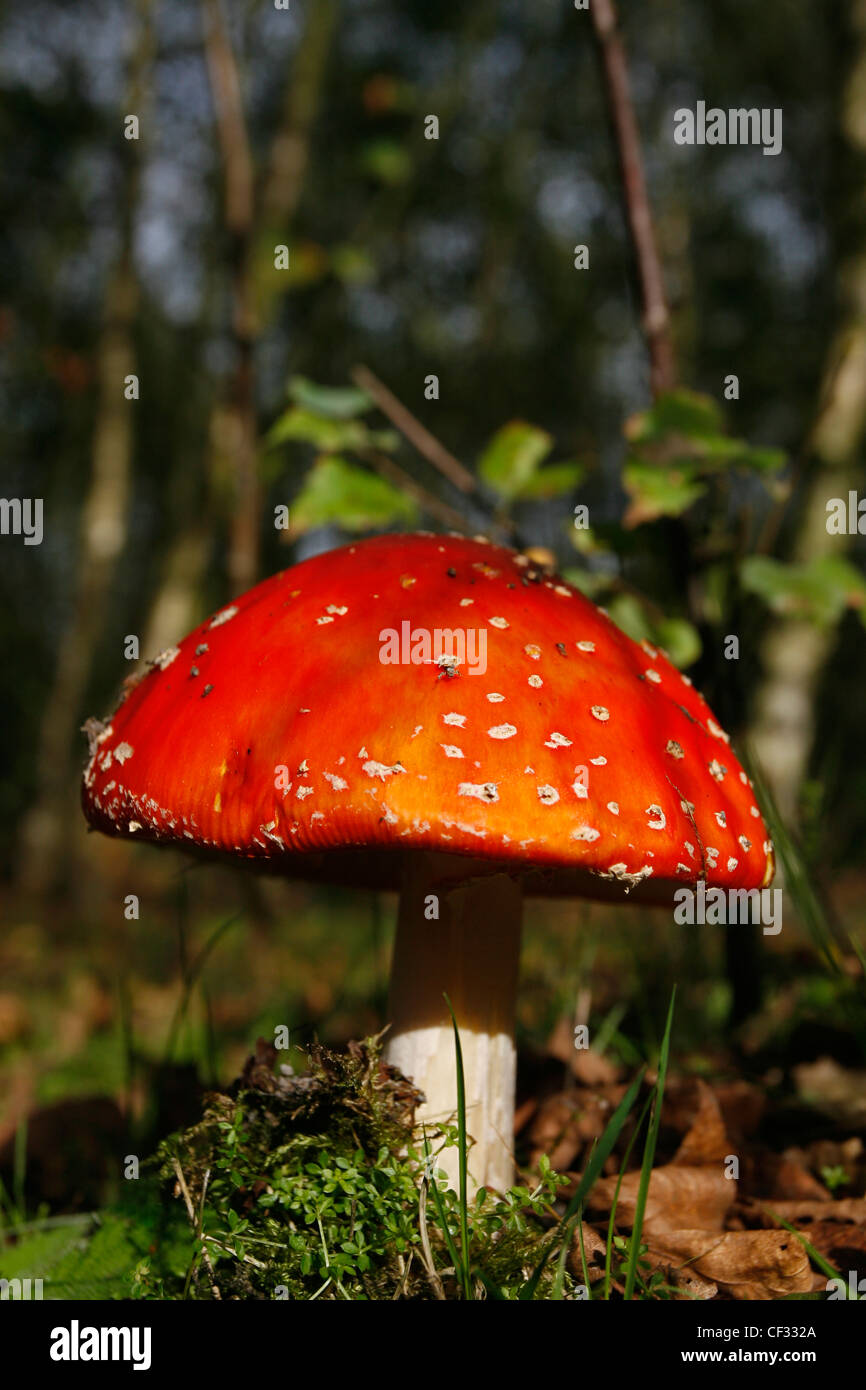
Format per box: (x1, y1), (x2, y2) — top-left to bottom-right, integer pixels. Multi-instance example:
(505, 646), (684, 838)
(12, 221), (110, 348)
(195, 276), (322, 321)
(622, 460), (706, 526)
(478, 421), (554, 501)
(266, 406), (396, 454)
(625, 389), (787, 474)
(287, 376), (373, 420)
(623, 988), (675, 1301)
(605, 593), (703, 668)
(622, 388), (786, 526)
(820, 1165), (850, 1192)
(625, 388), (726, 443)
(740, 554), (866, 627)
(0, 1193), (193, 1300)
(17, 1037), (583, 1301)
(512, 460), (585, 500)
(266, 378), (420, 537)
(289, 455), (418, 534)
(476, 421), (582, 504)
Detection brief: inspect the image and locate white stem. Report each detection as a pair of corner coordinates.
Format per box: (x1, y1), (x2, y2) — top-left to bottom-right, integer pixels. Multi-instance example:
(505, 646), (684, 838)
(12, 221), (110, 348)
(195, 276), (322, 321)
(384, 853), (523, 1193)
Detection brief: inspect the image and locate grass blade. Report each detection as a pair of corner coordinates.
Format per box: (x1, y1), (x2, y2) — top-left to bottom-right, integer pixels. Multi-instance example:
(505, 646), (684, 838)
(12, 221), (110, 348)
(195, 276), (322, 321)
(443, 993), (472, 1299)
(623, 986), (676, 1301)
(519, 1063), (646, 1299)
(421, 1127), (462, 1282)
(552, 1209), (584, 1300)
(604, 1091), (654, 1299)
(763, 1208), (849, 1294)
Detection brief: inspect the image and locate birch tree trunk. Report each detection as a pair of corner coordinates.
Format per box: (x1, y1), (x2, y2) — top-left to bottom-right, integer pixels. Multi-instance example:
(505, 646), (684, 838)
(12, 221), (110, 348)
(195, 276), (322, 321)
(749, 0), (866, 827)
(17, 1), (153, 895)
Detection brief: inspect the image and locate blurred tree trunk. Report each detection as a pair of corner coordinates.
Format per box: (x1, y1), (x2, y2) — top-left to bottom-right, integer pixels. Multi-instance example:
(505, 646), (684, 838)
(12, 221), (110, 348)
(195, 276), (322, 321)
(202, 0), (259, 598)
(258, 0), (337, 240)
(140, 0), (337, 662)
(749, 0), (866, 828)
(16, 1), (154, 896)
(200, 0), (338, 600)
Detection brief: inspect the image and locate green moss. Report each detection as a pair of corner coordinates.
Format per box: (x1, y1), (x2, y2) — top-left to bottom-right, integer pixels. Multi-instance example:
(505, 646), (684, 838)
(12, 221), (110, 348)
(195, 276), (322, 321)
(140, 1034), (571, 1300)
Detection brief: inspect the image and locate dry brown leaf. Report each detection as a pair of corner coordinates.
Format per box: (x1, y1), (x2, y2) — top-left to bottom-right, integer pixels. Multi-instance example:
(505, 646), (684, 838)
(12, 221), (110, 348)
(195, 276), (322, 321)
(713, 1080), (766, 1141)
(545, 1016), (621, 1085)
(513, 1096), (537, 1136)
(576, 1222), (607, 1261)
(793, 1057), (866, 1125)
(588, 1163), (735, 1233)
(747, 1198), (866, 1227)
(786, 1137), (864, 1188)
(672, 1080), (730, 1166)
(660, 1076), (707, 1135)
(526, 1091), (585, 1171)
(740, 1149), (830, 1202)
(642, 1248), (718, 1300)
(797, 1221), (866, 1279)
(568, 1224), (619, 1289)
(528, 1086), (625, 1171)
(570, 1049), (621, 1087)
(648, 1229), (814, 1300)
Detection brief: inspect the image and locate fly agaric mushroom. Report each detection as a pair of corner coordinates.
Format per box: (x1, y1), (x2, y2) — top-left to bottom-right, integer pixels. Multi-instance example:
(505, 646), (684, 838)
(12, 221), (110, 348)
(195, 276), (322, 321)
(81, 533), (773, 1192)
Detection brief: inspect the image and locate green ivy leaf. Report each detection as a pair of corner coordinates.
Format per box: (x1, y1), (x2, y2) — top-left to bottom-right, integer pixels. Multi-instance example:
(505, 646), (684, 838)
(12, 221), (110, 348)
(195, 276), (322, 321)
(606, 592), (652, 644)
(512, 460), (585, 501)
(606, 595), (701, 669)
(478, 421), (553, 502)
(625, 389), (724, 444)
(740, 555), (866, 626)
(560, 566), (610, 599)
(291, 455), (418, 534)
(266, 406), (397, 454)
(622, 460), (706, 526)
(733, 444), (787, 474)
(288, 377), (373, 420)
(624, 389), (786, 479)
(655, 616), (702, 668)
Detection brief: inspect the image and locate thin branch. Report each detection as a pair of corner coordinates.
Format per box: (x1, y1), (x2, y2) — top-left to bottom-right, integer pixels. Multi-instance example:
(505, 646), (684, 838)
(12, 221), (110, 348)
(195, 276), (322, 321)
(418, 1179), (447, 1300)
(361, 449), (473, 533)
(590, 0), (676, 397)
(351, 364), (478, 495)
(173, 1155), (222, 1299)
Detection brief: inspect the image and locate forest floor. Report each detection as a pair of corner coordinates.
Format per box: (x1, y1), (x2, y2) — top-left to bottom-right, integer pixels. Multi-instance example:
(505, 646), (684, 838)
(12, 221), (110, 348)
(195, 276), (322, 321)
(1, 864), (865, 1299)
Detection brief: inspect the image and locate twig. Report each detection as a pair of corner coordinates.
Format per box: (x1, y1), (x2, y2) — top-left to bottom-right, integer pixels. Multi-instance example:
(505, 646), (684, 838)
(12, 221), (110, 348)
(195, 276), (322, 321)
(590, 0), (676, 397)
(354, 365), (536, 550)
(351, 364), (478, 495)
(173, 1154), (222, 1299)
(392, 1249), (414, 1299)
(362, 449), (473, 534)
(418, 1179), (447, 1300)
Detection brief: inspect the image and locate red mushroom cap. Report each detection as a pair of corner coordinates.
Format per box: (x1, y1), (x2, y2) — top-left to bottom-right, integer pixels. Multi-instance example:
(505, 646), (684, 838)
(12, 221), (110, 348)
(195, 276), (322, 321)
(81, 533), (774, 900)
